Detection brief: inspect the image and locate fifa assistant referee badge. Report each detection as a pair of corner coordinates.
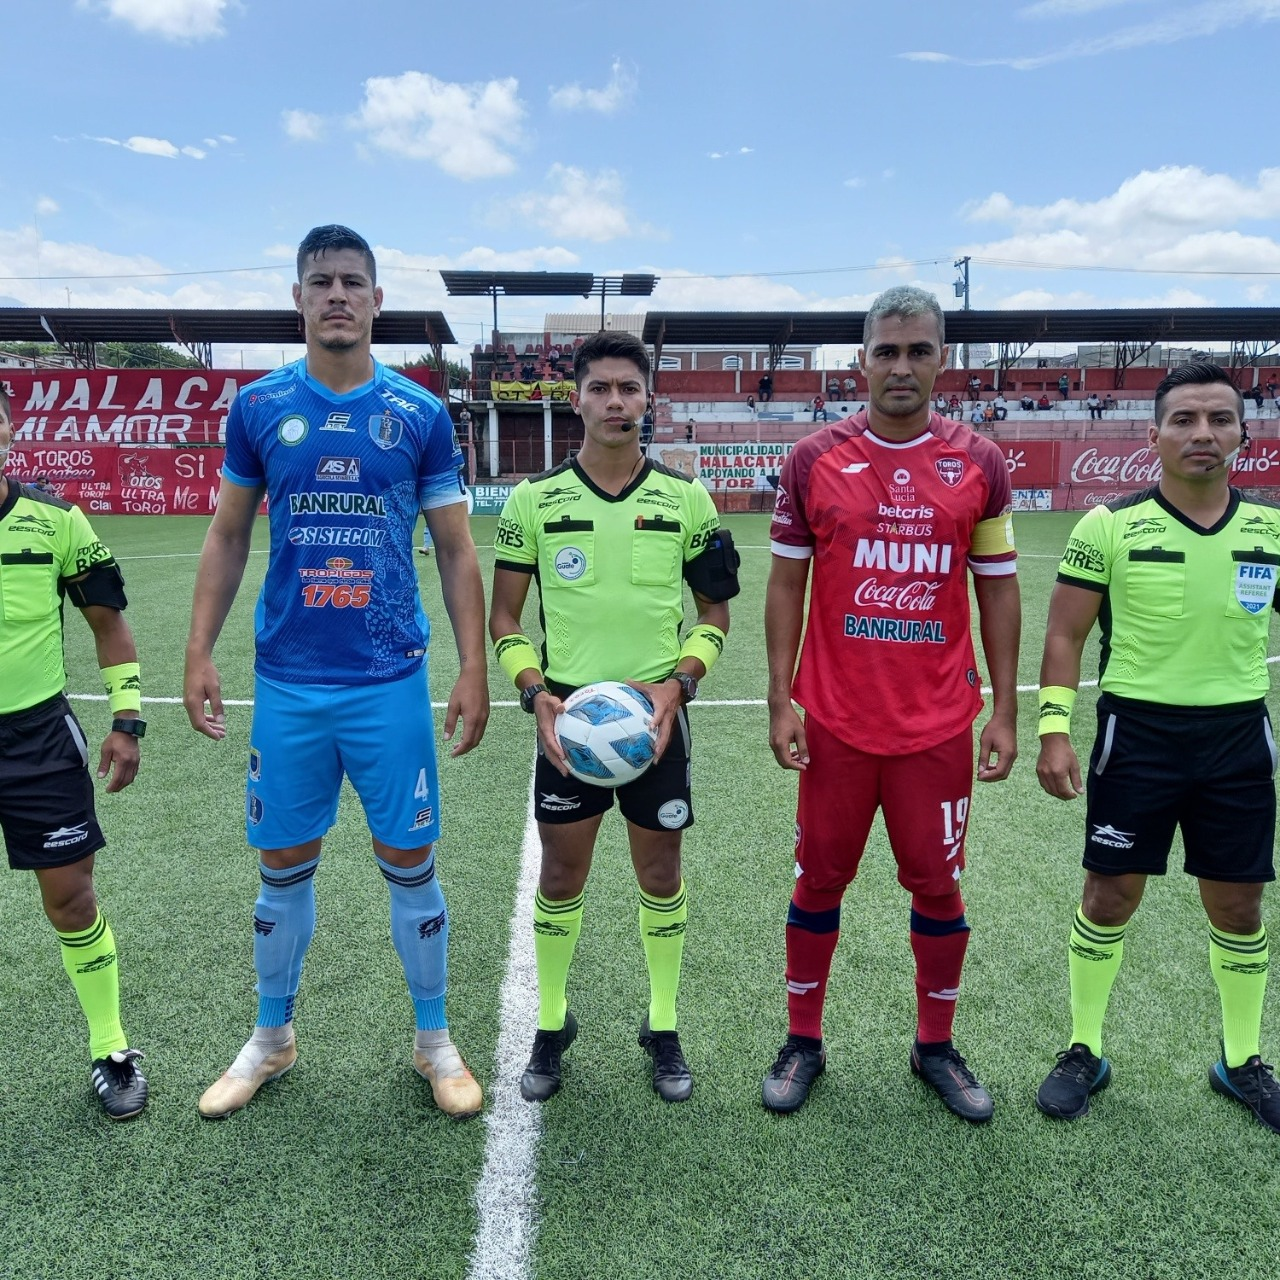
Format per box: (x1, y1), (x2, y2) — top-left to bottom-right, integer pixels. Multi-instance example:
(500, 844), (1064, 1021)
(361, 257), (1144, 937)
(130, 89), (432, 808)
(111, 718), (147, 738)
(520, 684), (550, 714)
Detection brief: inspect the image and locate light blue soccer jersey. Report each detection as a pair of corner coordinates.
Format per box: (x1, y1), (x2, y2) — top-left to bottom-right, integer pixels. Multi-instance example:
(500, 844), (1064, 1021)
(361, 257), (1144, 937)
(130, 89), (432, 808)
(222, 359), (465, 685)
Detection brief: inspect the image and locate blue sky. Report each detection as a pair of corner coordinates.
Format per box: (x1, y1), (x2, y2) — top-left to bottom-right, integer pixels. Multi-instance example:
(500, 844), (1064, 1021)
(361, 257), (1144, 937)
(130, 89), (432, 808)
(1, 0), (1277, 365)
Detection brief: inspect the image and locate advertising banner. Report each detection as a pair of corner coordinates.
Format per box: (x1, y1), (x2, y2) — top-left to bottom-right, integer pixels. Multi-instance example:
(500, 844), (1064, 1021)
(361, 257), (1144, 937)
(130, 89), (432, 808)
(0, 368), (270, 445)
(1012, 489), (1053, 512)
(4, 444), (227, 514)
(690, 442), (794, 490)
(469, 483), (515, 515)
(998, 441), (1057, 488)
(489, 380), (575, 402)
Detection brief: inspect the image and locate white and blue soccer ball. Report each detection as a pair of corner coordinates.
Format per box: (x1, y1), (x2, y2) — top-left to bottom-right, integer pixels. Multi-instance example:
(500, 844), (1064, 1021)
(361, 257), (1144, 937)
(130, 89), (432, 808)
(554, 681), (657, 788)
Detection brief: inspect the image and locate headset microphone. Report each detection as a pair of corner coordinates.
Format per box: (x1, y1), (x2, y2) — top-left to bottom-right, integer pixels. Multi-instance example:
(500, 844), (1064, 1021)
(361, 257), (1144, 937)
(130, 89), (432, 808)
(620, 420), (635, 432)
(1204, 423), (1250, 472)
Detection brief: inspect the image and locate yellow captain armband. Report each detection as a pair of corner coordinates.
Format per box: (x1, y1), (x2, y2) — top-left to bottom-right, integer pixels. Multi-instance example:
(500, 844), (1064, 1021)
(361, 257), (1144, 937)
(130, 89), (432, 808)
(678, 625), (727, 675)
(1037, 685), (1077, 738)
(101, 661), (142, 714)
(494, 633), (542, 686)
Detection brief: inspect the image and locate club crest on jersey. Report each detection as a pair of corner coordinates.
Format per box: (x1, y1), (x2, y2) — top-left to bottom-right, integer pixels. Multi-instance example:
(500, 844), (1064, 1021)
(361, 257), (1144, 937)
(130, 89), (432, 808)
(1234, 561), (1277, 614)
(935, 458), (965, 488)
(278, 414), (309, 446)
(369, 412), (404, 450)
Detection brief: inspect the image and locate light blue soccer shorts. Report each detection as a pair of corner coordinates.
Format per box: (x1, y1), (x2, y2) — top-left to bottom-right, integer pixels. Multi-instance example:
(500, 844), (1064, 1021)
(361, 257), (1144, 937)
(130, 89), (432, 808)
(245, 666), (441, 851)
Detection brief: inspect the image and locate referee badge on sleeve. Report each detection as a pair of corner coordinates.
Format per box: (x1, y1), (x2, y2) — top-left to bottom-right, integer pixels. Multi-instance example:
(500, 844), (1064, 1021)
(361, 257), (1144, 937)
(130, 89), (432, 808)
(1234, 562), (1277, 614)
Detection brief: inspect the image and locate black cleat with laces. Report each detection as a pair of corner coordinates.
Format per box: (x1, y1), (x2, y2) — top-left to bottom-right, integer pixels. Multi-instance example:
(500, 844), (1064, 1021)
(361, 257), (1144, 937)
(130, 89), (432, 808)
(90, 1048), (148, 1120)
(761, 1035), (826, 1114)
(638, 1017), (693, 1103)
(520, 1010), (578, 1103)
(1210, 1054), (1280, 1135)
(910, 1040), (994, 1123)
(1036, 1043), (1112, 1119)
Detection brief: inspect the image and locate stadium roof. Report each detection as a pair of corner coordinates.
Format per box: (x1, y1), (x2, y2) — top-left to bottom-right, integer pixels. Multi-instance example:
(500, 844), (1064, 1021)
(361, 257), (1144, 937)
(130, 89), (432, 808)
(642, 307), (1280, 348)
(441, 271), (596, 298)
(0, 307), (456, 367)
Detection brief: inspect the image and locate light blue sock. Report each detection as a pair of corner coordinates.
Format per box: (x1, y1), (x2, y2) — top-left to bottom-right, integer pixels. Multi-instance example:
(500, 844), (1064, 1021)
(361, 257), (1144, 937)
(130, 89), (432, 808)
(253, 857), (319, 1027)
(377, 854), (449, 1030)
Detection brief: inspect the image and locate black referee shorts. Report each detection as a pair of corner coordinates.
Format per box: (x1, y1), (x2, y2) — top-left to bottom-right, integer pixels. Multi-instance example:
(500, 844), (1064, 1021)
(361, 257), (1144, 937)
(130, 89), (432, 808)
(1083, 693), (1276, 883)
(534, 695), (694, 831)
(0, 694), (105, 871)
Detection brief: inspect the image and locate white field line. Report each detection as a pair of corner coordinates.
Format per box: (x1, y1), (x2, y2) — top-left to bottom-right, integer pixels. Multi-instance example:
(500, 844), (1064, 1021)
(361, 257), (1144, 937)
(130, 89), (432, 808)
(63, 656), (1280, 712)
(466, 769), (542, 1280)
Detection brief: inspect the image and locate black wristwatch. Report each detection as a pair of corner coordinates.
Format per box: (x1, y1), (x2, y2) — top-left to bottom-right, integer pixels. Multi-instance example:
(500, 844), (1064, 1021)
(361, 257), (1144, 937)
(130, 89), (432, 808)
(111, 717), (147, 738)
(520, 683), (550, 714)
(670, 672), (699, 704)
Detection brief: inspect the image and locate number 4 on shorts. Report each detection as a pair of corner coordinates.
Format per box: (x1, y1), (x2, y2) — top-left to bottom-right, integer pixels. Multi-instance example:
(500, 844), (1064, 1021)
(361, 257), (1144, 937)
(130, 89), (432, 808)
(414, 769), (431, 800)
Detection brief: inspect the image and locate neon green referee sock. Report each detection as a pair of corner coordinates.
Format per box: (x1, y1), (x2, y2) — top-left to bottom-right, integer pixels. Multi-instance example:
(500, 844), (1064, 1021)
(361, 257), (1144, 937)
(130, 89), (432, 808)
(533, 889), (583, 1032)
(57, 913), (128, 1061)
(640, 882), (687, 1033)
(1068, 907), (1126, 1057)
(1209, 925), (1268, 1068)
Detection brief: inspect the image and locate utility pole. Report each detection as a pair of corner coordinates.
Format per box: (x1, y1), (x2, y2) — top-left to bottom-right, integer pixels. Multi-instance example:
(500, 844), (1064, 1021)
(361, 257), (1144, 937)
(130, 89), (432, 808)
(954, 256), (971, 372)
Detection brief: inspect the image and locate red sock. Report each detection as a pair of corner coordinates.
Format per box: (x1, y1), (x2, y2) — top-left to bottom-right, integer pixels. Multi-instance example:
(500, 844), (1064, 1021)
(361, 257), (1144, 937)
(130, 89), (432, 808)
(909, 891), (969, 1044)
(785, 885), (843, 1040)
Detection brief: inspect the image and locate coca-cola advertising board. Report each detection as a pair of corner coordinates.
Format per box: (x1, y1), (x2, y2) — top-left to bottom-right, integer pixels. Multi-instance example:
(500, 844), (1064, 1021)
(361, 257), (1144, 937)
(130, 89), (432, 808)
(1059, 441), (1163, 490)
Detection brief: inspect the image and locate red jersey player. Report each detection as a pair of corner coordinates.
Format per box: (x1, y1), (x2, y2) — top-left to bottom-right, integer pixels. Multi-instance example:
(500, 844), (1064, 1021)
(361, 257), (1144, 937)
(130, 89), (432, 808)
(761, 286), (1020, 1121)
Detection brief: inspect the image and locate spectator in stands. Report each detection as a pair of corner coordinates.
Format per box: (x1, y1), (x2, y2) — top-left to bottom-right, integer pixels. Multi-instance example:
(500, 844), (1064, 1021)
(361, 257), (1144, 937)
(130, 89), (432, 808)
(458, 406), (472, 439)
(1250, 384), (1265, 410)
(993, 393), (1008, 421)
(1102, 394), (1117, 411)
(1058, 373), (1070, 400)
(983, 402), (996, 426)
(1021, 393), (1036, 412)
(1086, 393), (1103, 421)
(968, 374), (982, 402)
(746, 394), (757, 416)
(827, 376), (840, 401)
(948, 393), (963, 420)
(812, 395), (827, 423)
(686, 419), (696, 443)
(843, 375), (857, 400)
(758, 373), (774, 403)
(971, 402), (987, 427)
(1039, 393), (1052, 411)
(935, 394), (949, 416)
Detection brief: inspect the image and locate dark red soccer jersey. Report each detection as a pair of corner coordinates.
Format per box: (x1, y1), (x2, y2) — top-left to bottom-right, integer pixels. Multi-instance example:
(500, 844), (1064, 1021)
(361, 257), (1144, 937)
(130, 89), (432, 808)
(770, 411), (1016, 755)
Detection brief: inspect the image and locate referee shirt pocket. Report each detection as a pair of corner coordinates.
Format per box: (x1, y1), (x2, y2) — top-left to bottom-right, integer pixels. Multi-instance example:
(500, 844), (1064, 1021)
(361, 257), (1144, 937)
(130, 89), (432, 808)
(0, 552), (57, 622)
(631, 518), (682, 587)
(1125, 548), (1185, 618)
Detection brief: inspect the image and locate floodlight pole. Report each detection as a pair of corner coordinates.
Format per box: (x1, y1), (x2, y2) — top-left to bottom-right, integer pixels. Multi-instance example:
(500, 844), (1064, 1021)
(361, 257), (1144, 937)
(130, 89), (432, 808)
(954, 256), (971, 372)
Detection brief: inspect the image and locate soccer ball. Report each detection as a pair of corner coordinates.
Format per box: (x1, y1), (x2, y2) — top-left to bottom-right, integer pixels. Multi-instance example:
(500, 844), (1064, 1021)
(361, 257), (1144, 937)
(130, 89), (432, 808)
(554, 681), (657, 788)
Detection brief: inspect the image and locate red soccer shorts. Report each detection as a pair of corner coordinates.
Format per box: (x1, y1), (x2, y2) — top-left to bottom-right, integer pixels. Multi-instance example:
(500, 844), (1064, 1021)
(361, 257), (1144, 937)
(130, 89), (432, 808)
(794, 715), (975, 898)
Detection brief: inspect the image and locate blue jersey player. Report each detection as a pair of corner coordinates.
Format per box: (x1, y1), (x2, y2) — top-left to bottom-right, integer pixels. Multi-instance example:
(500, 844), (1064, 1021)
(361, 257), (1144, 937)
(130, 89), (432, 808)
(184, 225), (490, 1119)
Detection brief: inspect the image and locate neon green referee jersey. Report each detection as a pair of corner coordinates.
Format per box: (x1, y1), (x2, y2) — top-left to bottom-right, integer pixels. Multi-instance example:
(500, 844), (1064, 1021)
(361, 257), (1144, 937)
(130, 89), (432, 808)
(1056, 485), (1280, 705)
(495, 457), (721, 687)
(0, 482), (116, 715)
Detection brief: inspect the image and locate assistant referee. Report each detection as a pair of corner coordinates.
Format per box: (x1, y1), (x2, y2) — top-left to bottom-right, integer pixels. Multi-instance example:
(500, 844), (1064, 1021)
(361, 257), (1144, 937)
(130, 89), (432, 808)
(0, 388), (148, 1119)
(1034, 362), (1279, 1134)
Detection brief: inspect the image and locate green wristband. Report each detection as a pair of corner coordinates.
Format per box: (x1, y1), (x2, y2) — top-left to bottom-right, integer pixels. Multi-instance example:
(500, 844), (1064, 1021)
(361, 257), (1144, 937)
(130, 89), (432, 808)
(494, 633), (541, 686)
(1038, 685), (1077, 737)
(101, 661), (141, 714)
(678, 625), (726, 675)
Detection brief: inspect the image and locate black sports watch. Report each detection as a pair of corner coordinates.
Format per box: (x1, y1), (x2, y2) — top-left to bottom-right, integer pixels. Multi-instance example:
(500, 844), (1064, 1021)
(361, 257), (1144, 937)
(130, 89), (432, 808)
(520, 683), (550, 714)
(111, 717), (147, 738)
(670, 672), (699, 704)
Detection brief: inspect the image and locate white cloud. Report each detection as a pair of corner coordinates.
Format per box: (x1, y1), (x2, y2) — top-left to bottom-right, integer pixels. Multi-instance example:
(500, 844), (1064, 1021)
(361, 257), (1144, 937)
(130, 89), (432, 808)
(1019, 0), (1149, 15)
(282, 109), (325, 143)
(218, 134), (236, 143)
(203, 137), (219, 148)
(959, 166), (1280, 299)
(124, 135), (180, 158)
(353, 72), (524, 180)
(904, 0), (1280, 69)
(181, 145), (206, 159)
(35, 197), (60, 216)
(79, 0), (229, 41)
(549, 58), (637, 113)
(708, 152), (724, 160)
(508, 166), (650, 242)
(707, 147), (754, 161)
(843, 177), (865, 189)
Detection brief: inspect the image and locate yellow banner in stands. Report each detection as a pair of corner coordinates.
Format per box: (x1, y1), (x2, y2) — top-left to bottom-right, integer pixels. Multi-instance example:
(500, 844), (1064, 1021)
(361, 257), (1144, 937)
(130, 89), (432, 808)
(489, 380), (576, 402)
